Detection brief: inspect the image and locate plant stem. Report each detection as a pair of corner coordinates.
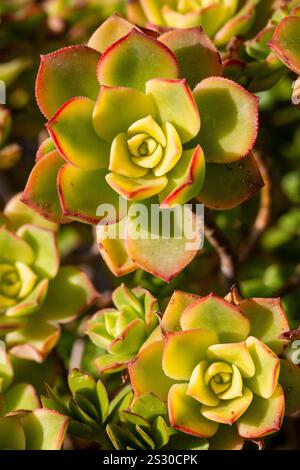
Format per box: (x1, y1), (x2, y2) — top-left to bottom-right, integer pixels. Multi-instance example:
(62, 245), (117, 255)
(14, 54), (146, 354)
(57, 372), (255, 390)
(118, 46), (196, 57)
(239, 151), (272, 263)
(204, 208), (237, 292)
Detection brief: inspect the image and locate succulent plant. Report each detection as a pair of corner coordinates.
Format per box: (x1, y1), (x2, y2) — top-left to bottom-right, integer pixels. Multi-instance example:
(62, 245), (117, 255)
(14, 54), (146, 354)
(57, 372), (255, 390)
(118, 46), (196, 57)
(268, 3), (300, 103)
(86, 284), (159, 373)
(0, 106), (21, 171)
(0, 351), (68, 450)
(126, 0), (272, 48)
(22, 14), (262, 282)
(107, 392), (170, 450)
(128, 289), (300, 448)
(0, 194), (99, 362)
(41, 368), (131, 446)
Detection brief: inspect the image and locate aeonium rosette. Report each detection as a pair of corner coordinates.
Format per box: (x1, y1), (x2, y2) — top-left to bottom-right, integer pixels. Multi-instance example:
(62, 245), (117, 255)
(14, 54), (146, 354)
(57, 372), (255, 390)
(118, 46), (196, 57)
(126, 0), (267, 47)
(86, 283), (159, 373)
(23, 15), (262, 282)
(0, 194), (99, 363)
(128, 290), (300, 447)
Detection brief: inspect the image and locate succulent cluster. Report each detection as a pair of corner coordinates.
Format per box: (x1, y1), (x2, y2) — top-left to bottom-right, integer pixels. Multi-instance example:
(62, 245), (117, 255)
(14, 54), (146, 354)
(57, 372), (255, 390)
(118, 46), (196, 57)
(80, 286), (300, 449)
(2, 0), (300, 453)
(0, 195), (98, 363)
(22, 14), (263, 282)
(126, 0), (268, 48)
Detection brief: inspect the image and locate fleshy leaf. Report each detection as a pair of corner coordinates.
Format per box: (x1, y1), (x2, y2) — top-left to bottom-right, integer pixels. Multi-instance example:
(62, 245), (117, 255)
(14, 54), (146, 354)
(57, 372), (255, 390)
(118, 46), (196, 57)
(47, 97), (110, 170)
(159, 146), (205, 207)
(245, 337), (280, 399)
(201, 387), (253, 425)
(4, 192), (58, 232)
(108, 319), (146, 355)
(180, 294), (250, 342)
(0, 227), (34, 265)
(269, 16), (300, 75)
(168, 383), (219, 438)
(106, 172), (168, 201)
(39, 266), (98, 323)
(58, 164), (124, 225)
(17, 225), (59, 279)
(192, 77), (258, 163)
(97, 29), (179, 92)
(126, 206), (200, 282)
(197, 153), (264, 210)
(279, 359), (300, 416)
(161, 290), (200, 332)
(88, 15), (136, 53)
(36, 46), (101, 119)
(93, 85), (156, 143)
(145, 78), (200, 144)
(209, 425), (244, 450)
(21, 150), (70, 224)
(239, 298), (289, 355)
(0, 353), (13, 392)
(159, 28), (223, 89)
(237, 385), (285, 439)
(6, 279), (49, 318)
(187, 360), (220, 407)
(23, 409), (69, 450)
(0, 416), (25, 450)
(7, 318), (60, 363)
(207, 342), (255, 379)
(162, 329), (218, 381)
(129, 341), (175, 401)
(97, 218), (137, 277)
(4, 383), (40, 413)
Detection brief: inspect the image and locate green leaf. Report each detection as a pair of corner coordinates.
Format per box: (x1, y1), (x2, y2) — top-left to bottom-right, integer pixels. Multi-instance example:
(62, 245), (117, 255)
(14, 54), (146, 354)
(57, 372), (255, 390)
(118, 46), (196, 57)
(197, 153), (264, 210)
(68, 369), (96, 402)
(3, 383), (40, 413)
(159, 27), (223, 89)
(128, 341), (175, 401)
(180, 293), (250, 343)
(36, 46), (101, 119)
(96, 379), (109, 423)
(97, 29), (178, 92)
(131, 393), (166, 421)
(4, 192), (58, 232)
(48, 97), (110, 170)
(279, 359), (300, 416)
(23, 409), (69, 450)
(239, 298), (289, 355)
(269, 16), (300, 75)
(40, 266), (98, 323)
(17, 224), (59, 279)
(88, 15), (135, 53)
(58, 164), (123, 225)
(169, 383), (219, 438)
(192, 77), (258, 163)
(0, 415), (25, 450)
(0, 227), (34, 265)
(6, 279), (49, 318)
(22, 150), (70, 224)
(237, 385), (285, 439)
(152, 416), (169, 448)
(93, 85), (156, 142)
(146, 78), (200, 143)
(162, 329), (218, 381)
(7, 317), (60, 363)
